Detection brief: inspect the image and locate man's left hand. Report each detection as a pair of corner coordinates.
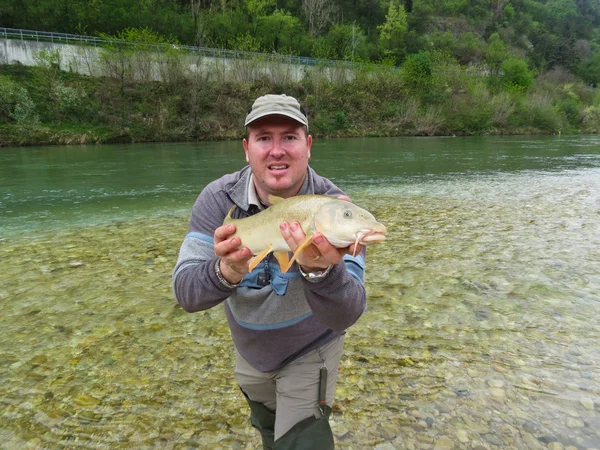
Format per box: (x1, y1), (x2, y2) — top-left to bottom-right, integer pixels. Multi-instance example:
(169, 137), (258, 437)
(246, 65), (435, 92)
(279, 221), (363, 273)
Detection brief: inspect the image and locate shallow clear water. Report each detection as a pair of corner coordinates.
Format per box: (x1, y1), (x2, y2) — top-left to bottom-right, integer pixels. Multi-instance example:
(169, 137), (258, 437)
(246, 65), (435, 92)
(1, 136), (599, 449)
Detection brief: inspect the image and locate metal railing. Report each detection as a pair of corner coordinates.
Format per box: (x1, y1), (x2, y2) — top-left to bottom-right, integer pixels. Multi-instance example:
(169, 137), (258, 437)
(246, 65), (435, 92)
(0, 27), (360, 69)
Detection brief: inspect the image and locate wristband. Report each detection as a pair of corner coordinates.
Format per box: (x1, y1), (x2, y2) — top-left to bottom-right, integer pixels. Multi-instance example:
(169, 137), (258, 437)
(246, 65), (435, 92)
(298, 264), (333, 283)
(215, 259), (240, 289)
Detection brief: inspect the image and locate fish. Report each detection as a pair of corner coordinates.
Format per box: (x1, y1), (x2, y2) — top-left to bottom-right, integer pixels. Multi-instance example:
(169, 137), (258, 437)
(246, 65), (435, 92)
(223, 194), (387, 273)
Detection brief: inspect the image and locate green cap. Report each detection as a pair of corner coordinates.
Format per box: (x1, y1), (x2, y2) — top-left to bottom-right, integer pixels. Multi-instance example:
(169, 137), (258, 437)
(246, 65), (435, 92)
(245, 94), (308, 129)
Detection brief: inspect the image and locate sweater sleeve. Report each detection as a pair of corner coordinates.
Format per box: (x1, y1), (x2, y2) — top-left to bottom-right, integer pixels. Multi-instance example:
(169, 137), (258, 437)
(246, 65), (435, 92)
(172, 184), (235, 312)
(302, 250), (367, 332)
(305, 174), (368, 331)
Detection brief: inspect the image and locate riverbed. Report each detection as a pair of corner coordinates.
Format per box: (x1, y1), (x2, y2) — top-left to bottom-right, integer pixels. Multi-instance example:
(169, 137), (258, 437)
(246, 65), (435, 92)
(1, 136), (599, 449)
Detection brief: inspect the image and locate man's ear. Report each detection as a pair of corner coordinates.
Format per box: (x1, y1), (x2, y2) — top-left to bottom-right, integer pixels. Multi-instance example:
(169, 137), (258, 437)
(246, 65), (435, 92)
(307, 135), (312, 159)
(243, 138), (250, 163)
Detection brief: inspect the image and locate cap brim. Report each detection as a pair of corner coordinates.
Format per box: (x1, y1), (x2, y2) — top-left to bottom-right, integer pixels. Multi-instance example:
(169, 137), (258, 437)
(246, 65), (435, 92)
(245, 112), (308, 127)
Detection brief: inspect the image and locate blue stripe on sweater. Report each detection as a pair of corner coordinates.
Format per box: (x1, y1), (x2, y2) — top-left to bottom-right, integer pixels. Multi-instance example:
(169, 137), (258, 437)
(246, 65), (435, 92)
(232, 311), (313, 330)
(186, 232), (214, 245)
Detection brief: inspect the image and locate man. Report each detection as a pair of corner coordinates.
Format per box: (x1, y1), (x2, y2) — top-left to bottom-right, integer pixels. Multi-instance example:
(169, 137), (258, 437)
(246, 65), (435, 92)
(172, 94), (367, 449)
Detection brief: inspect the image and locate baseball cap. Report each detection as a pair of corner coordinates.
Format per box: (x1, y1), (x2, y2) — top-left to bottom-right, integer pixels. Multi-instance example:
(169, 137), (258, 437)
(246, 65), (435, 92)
(245, 94), (308, 129)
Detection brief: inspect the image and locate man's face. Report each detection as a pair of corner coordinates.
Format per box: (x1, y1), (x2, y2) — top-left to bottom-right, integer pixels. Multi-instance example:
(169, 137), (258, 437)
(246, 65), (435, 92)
(243, 115), (312, 202)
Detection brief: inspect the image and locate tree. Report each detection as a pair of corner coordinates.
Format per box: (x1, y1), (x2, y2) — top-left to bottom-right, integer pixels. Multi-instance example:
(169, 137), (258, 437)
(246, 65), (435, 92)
(577, 51), (600, 86)
(302, 0), (338, 37)
(500, 57), (534, 92)
(378, 0), (408, 63)
(255, 10), (305, 52)
(484, 32), (509, 75)
(326, 23), (367, 60)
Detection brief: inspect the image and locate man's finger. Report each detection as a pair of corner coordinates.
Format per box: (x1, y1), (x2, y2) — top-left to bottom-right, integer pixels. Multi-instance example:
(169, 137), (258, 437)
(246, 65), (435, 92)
(312, 234), (343, 265)
(214, 224), (236, 243)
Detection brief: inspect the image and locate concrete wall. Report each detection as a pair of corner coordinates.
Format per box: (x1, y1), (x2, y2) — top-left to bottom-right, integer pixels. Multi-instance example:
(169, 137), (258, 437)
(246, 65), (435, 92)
(0, 38), (354, 84)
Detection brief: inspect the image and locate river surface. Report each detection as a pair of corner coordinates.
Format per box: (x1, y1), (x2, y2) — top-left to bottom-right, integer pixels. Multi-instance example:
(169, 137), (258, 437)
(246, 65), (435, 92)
(1, 136), (599, 449)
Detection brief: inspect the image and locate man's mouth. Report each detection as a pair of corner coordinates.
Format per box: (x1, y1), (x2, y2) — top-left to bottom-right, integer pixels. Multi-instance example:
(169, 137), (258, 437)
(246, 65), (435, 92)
(268, 164), (289, 172)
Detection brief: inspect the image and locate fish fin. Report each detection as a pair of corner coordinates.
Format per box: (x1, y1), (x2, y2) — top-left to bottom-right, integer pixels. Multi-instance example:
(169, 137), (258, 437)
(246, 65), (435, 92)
(267, 194), (284, 205)
(224, 204), (237, 223)
(273, 251), (291, 272)
(284, 235), (314, 272)
(248, 246), (272, 272)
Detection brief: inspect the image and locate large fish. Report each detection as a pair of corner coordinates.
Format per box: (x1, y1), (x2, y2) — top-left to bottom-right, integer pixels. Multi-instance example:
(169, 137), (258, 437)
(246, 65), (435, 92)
(223, 194), (387, 273)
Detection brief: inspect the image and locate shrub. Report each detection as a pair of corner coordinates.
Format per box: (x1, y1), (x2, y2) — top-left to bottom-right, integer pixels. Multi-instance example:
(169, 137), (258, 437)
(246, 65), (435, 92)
(0, 75), (39, 124)
(500, 58), (534, 92)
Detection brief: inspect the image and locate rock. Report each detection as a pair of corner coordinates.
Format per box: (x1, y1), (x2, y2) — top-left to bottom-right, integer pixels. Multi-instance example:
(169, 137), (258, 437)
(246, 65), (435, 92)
(522, 419), (542, 433)
(521, 432), (543, 450)
(434, 436), (455, 450)
(488, 380), (505, 388)
(484, 434), (504, 446)
(456, 429), (469, 443)
(489, 388), (506, 404)
(547, 443), (564, 450)
(380, 424), (398, 440)
(538, 435), (559, 444)
(416, 434), (434, 444)
(375, 443), (397, 450)
(580, 397), (594, 410)
(566, 418), (584, 428)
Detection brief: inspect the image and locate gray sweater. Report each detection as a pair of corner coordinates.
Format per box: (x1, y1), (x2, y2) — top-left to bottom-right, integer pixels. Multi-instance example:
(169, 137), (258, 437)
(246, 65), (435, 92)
(172, 165), (367, 372)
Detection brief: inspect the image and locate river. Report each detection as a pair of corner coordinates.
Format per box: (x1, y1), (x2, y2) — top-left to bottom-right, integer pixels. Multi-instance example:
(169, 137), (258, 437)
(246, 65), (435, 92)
(1, 136), (599, 449)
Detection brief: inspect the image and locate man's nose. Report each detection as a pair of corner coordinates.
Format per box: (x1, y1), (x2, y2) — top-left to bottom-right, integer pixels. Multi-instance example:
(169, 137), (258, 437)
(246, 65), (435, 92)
(269, 138), (285, 157)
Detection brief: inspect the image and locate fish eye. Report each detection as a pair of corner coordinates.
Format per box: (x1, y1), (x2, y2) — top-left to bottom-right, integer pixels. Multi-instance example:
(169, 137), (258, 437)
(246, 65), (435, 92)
(344, 210), (352, 218)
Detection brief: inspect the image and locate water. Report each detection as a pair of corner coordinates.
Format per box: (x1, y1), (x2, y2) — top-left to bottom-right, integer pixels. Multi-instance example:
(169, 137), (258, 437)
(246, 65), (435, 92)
(1, 136), (599, 449)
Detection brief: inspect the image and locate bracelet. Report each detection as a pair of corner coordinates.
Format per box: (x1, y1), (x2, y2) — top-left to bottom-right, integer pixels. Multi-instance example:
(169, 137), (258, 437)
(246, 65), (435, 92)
(298, 264), (334, 283)
(214, 258), (240, 289)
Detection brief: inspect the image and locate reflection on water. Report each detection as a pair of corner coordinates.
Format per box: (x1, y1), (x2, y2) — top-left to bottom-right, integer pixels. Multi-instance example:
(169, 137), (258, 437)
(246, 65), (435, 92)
(1, 137), (600, 449)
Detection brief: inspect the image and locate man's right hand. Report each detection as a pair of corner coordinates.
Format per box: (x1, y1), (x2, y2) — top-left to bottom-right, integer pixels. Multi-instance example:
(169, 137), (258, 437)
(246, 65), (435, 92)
(214, 224), (252, 285)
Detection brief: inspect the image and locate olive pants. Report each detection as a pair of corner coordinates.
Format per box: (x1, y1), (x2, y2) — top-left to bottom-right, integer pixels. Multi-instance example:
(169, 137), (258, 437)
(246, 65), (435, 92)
(235, 335), (344, 447)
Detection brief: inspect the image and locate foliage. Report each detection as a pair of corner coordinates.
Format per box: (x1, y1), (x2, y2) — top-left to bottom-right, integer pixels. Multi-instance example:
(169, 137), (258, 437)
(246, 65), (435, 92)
(378, 1), (408, 63)
(3, 0), (600, 84)
(500, 58), (534, 93)
(0, 75), (39, 125)
(577, 51), (600, 86)
(326, 24), (368, 61)
(2, 8), (600, 146)
(401, 50), (433, 96)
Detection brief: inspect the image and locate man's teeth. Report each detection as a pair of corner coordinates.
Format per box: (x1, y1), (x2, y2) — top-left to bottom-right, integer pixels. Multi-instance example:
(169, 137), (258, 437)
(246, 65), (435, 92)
(270, 165), (288, 169)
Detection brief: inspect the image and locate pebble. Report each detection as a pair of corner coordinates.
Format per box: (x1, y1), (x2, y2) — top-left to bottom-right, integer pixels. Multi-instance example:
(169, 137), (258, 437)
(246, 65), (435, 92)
(566, 418), (585, 428)
(380, 424), (397, 440)
(483, 434), (504, 446)
(522, 432), (543, 450)
(433, 436), (455, 450)
(488, 380), (505, 388)
(456, 429), (469, 443)
(375, 443), (396, 450)
(416, 434), (434, 444)
(464, 417), (489, 434)
(489, 388), (507, 404)
(580, 397), (594, 410)
(548, 443), (565, 450)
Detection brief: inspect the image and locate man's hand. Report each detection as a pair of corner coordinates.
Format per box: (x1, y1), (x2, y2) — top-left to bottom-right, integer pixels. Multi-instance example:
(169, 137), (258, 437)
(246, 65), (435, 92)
(279, 222), (364, 273)
(214, 224), (252, 284)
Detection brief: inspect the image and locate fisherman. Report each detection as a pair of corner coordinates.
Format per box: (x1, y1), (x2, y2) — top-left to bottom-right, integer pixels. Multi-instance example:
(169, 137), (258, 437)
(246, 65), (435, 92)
(172, 94), (367, 449)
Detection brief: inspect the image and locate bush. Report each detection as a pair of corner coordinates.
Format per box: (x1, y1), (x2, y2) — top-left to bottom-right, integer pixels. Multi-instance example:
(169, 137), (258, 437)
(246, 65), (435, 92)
(0, 75), (39, 124)
(500, 58), (534, 92)
(402, 50), (433, 95)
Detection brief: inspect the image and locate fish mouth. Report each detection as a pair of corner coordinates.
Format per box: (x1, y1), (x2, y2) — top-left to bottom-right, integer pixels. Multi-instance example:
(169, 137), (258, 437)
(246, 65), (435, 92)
(352, 227), (387, 254)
